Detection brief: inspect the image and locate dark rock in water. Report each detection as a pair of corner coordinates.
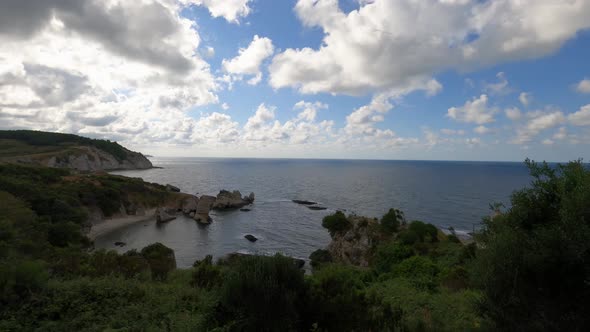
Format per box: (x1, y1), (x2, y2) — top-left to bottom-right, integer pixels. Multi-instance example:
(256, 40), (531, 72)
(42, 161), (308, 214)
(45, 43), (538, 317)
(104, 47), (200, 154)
(307, 206), (327, 210)
(292, 199), (317, 205)
(114, 241), (126, 247)
(156, 208), (176, 223)
(244, 234), (258, 242)
(240, 208), (251, 212)
(165, 184), (181, 192)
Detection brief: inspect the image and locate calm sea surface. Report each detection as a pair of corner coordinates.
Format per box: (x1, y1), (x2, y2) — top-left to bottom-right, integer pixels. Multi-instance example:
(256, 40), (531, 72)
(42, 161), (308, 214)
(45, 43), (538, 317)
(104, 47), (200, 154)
(94, 158), (532, 267)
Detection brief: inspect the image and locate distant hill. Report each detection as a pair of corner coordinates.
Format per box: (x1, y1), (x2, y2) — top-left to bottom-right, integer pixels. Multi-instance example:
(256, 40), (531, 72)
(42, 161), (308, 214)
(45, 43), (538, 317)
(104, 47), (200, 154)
(0, 130), (152, 171)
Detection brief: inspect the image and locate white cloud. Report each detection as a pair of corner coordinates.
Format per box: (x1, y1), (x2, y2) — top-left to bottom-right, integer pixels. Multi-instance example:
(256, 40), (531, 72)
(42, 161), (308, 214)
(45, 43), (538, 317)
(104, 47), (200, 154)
(505, 107), (522, 121)
(542, 139), (554, 145)
(484, 72), (511, 95)
(269, 0), (590, 96)
(0, 0), (219, 146)
(221, 102), (230, 110)
(222, 35), (274, 86)
(440, 128), (465, 136)
(575, 79), (590, 94)
(512, 110), (566, 144)
(553, 127), (567, 140)
(183, 0), (252, 23)
(519, 92), (532, 106)
(474, 125), (491, 135)
(568, 104), (590, 126)
(447, 95), (497, 124)
(205, 46), (215, 58)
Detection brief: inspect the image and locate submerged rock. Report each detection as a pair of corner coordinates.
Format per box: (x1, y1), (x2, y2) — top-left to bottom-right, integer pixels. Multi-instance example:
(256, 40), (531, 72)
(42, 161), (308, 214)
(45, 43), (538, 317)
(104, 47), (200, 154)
(292, 199), (317, 205)
(240, 208), (251, 212)
(307, 206), (327, 211)
(114, 241), (126, 247)
(244, 234), (258, 242)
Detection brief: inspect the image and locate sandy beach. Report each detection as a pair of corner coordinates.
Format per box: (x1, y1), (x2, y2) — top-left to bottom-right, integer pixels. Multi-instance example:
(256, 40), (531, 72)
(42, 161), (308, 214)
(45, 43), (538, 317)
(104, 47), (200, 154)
(87, 208), (157, 240)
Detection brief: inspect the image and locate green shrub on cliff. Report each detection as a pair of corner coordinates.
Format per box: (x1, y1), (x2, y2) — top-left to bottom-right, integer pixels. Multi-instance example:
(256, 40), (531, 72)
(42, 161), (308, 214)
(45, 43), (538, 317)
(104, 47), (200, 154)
(321, 211), (351, 236)
(380, 208), (403, 233)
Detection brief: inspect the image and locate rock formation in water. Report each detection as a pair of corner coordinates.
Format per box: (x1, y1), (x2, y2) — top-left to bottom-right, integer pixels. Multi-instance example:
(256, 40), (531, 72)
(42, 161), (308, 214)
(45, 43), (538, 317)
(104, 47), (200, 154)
(212, 190), (255, 209)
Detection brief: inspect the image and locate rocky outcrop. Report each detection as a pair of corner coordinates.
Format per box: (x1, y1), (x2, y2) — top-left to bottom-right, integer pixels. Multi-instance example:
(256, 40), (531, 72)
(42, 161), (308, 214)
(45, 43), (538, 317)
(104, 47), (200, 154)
(156, 208), (176, 223)
(292, 199), (317, 205)
(194, 195), (216, 224)
(166, 184), (181, 192)
(41, 146), (152, 171)
(212, 190), (255, 210)
(327, 216), (380, 267)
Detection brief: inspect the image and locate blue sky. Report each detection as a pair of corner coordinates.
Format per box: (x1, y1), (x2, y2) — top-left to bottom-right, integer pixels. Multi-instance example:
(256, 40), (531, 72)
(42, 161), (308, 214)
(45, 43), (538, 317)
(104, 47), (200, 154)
(1, 0), (590, 161)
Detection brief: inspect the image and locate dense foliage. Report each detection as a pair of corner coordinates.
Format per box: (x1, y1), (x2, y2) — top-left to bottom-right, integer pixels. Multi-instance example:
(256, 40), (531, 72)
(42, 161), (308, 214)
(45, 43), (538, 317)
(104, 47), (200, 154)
(0, 130), (130, 160)
(472, 159), (590, 330)
(0, 159), (588, 331)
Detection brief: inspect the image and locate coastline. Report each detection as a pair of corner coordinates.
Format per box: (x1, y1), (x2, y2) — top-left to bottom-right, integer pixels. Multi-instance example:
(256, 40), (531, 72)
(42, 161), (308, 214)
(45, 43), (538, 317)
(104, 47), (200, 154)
(87, 208), (157, 240)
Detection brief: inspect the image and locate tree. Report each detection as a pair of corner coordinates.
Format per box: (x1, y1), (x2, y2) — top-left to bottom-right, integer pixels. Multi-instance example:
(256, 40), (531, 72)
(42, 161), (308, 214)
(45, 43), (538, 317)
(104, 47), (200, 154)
(321, 211), (351, 236)
(472, 159), (590, 330)
(380, 208), (404, 233)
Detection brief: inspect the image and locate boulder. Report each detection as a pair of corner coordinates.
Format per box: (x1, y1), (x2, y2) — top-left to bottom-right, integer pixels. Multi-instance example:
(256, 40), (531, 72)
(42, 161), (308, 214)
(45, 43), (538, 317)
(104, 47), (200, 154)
(114, 241), (126, 247)
(245, 192), (255, 203)
(165, 184), (181, 192)
(244, 234), (258, 242)
(240, 208), (251, 212)
(156, 208), (176, 223)
(292, 199), (317, 205)
(189, 211), (195, 218)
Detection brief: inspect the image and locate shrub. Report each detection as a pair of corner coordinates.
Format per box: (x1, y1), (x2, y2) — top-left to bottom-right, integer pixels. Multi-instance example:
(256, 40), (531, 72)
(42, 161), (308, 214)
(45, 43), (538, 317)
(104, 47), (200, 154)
(321, 211), (351, 236)
(309, 249), (332, 269)
(307, 264), (371, 331)
(398, 229), (419, 245)
(380, 208), (403, 233)
(471, 159), (590, 330)
(191, 255), (221, 290)
(140, 243), (176, 281)
(393, 256), (439, 290)
(373, 242), (414, 273)
(408, 220), (439, 242)
(213, 254), (306, 332)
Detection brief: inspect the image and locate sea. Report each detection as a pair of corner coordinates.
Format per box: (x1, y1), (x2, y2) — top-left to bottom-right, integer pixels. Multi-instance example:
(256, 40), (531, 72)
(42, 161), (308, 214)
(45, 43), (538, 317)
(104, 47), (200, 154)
(94, 158), (532, 268)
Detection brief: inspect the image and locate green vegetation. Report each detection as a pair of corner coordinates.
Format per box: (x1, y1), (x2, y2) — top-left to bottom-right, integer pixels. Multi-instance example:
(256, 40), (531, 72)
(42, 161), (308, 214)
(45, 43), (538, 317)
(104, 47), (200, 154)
(321, 210), (351, 236)
(0, 159), (588, 331)
(380, 208), (404, 233)
(0, 130), (131, 160)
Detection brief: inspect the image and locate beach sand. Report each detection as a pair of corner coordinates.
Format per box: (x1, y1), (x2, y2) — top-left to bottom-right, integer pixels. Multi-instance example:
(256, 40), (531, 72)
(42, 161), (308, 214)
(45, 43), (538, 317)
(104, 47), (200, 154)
(87, 208), (157, 240)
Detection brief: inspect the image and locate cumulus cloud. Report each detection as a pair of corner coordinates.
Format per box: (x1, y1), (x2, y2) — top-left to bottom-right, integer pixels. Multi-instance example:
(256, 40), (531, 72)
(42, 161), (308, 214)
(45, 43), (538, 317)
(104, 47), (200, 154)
(575, 79), (590, 94)
(269, 0), (590, 96)
(505, 107), (522, 121)
(182, 0), (252, 23)
(512, 110), (566, 144)
(0, 0), (220, 146)
(447, 95), (497, 124)
(222, 35), (274, 85)
(484, 72), (511, 96)
(569, 104), (590, 126)
(440, 128), (465, 136)
(474, 125), (491, 135)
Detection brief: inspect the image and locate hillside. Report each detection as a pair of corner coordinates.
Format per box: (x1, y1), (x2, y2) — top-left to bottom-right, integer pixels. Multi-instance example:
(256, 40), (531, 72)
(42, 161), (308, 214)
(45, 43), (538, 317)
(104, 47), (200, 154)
(0, 130), (152, 171)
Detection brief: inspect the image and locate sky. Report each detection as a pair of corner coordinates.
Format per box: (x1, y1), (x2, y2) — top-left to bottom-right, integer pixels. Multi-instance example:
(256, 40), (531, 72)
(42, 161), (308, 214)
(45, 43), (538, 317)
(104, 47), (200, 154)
(1, 0), (590, 162)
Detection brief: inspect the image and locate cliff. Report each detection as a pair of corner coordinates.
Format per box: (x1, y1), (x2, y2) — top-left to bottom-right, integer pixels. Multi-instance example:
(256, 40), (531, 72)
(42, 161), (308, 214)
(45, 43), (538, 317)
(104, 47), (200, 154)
(0, 130), (152, 171)
(327, 215), (381, 267)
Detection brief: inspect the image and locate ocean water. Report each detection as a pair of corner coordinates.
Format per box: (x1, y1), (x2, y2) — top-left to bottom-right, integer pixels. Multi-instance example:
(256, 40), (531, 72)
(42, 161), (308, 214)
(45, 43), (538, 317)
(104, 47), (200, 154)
(94, 158), (532, 267)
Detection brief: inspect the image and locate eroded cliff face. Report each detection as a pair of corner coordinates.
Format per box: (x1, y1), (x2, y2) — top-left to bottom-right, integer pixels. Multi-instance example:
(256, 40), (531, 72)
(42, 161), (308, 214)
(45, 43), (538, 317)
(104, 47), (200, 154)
(39, 146), (152, 171)
(327, 216), (380, 267)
